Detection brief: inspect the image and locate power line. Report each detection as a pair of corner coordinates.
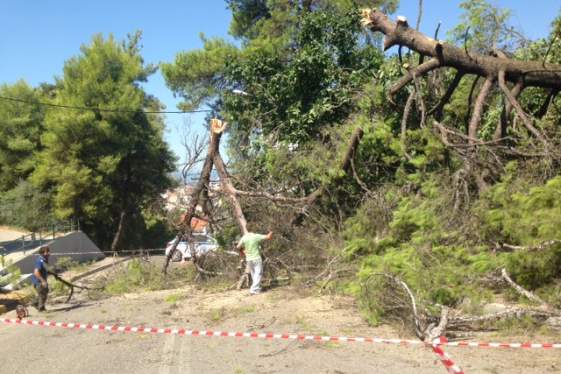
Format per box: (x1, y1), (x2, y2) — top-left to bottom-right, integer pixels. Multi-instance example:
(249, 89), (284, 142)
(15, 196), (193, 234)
(0, 95), (212, 114)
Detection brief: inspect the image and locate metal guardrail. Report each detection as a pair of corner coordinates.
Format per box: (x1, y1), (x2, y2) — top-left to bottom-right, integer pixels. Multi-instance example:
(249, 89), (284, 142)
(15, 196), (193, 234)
(0, 219), (80, 256)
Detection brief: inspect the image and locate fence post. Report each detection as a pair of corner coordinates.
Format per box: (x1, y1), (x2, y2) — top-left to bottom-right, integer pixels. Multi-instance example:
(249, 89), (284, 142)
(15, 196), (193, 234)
(0, 246), (5, 267)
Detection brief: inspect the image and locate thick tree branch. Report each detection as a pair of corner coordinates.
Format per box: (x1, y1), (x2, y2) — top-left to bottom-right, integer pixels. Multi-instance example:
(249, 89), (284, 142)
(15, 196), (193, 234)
(361, 9), (561, 90)
(390, 59), (440, 97)
(429, 71), (464, 120)
(498, 70), (549, 147)
(468, 77), (494, 144)
(162, 120), (224, 274)
(494, 80), (524, 140)
(501, 268), (549, 307)
(213, 153), (248, 235)
(535, 89), (559, 119)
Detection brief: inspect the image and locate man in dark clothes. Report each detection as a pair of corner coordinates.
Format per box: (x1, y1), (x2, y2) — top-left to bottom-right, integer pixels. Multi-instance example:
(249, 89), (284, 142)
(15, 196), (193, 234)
(31, 246), (50, 311)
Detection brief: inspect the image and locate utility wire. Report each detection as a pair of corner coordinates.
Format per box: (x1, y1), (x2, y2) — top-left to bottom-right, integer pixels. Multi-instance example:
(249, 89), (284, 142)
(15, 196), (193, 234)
(0, 95), (212, 114)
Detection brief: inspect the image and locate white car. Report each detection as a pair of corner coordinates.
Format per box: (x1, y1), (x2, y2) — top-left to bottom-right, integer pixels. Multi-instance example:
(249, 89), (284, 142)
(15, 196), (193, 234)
(164, 234), (219, 262)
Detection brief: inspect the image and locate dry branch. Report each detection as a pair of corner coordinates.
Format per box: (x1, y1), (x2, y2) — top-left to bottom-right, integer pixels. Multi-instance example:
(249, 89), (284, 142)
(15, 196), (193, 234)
(216, 127), (365, 210)
(425, 306), (449, 342)
(468, 77), (494, 143)
(500, 268), (549, 307)
(446, 308), (555, 331)
(494, 239), (561, 252)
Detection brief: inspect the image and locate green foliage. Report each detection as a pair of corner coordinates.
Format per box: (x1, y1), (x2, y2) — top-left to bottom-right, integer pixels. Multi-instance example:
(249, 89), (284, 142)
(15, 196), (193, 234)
(0, 81), (45, 192)
(506, 245), (561, 289)
(0, 262), (22, 288)
(478, 169), (561, 289)
(104, 259), (196, 295)
(345, 175), (504, 323)
(31, 33), (176, 248)
(161, 37), (240, 110)
(105, 259), (165, 294)
(448, 0), (524, 53)
(224, 10), (383, 145)
(49, 277), (69, 297)
(226, 0), (271, 40)
(483, 168), (561, 245)
(53, 256), (79, 271)
(0, 180), (54, 231)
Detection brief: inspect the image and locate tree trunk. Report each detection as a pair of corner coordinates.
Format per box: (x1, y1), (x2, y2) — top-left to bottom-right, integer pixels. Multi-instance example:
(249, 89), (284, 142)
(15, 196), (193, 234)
(162, 123), (224, 273)
(213, 153), (248, 235)
(361, 10), (561, 90)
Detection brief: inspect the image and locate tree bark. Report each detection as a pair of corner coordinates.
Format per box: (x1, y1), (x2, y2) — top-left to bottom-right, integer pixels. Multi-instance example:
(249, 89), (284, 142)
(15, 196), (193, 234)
(213, 153), (248, 235)
(361, 9), (561, 90)
(110, 210), (127, 252)
(468, 77), (494, 144)
(494, 81), (523, 140)
(162, 123), (223, 274)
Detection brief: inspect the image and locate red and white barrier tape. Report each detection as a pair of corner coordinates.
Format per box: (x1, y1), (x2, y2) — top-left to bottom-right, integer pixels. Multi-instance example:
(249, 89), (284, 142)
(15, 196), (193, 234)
(0, 318), (422, 344)
(441, 340), (561, 349)
(3, 318), (560, 349)
(431, 339), (465, 374)
(2, 318), (462, 373)
(3, 318), (559, 373)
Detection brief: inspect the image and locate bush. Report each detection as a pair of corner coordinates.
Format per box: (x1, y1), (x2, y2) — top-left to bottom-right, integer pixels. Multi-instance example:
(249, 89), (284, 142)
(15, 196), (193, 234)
(0, 262), (22, 288)
(105, 259), (166, 294)
(0, 180), (54, 231)
(104, 258), (198, 295)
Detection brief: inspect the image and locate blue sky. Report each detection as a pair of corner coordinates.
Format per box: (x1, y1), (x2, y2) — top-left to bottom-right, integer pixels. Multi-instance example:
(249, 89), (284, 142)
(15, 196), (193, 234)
(1, 1), (559, 169)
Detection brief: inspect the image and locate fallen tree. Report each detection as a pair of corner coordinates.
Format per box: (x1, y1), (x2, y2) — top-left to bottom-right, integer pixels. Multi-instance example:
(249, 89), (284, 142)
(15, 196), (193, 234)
(364, 270), (561, 339)
(163, 120), (365, 276)
(360, 8), (561, 152)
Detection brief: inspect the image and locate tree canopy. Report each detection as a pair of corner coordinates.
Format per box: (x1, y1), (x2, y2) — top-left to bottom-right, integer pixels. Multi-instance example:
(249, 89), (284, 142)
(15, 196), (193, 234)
(1, 33), (176, 249)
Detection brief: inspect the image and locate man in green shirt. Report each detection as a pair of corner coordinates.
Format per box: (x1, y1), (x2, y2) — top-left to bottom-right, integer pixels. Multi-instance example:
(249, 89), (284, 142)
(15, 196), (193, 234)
(236, 231), (273, 294)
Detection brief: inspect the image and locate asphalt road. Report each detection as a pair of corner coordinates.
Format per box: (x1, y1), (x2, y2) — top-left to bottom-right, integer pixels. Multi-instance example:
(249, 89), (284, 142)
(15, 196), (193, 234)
(0, 288), (444, 374)
(0, 317), (440, 374)
(1, 278), (560, 373)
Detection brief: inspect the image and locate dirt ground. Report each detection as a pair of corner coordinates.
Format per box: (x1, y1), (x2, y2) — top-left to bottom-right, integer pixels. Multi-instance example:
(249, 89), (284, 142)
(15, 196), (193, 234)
(0, 226), (29, 242)
(1, 257), (560, 373)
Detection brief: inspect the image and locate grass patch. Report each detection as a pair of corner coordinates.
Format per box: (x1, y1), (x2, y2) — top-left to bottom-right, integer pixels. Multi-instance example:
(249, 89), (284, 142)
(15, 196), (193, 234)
(105, 259), (165, 295)
(164, 293), (184, 306)
(54, 256), (95, 274)
(295, 315), (318, 332)
(495, 315), (541, 336)
(233, 305), (256, 315)
(49, 278), (69, 297)
(208, 307), (227, 323)
(104, 259), (196, 295)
